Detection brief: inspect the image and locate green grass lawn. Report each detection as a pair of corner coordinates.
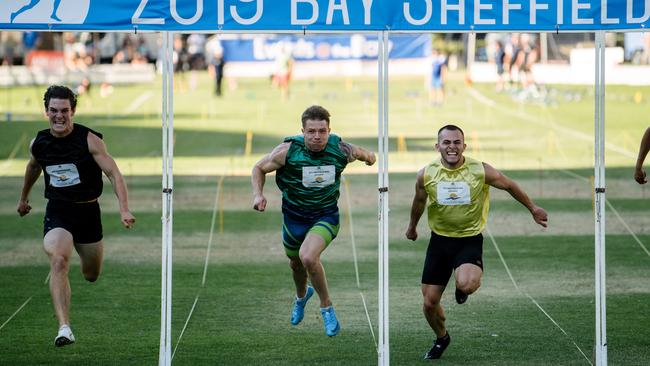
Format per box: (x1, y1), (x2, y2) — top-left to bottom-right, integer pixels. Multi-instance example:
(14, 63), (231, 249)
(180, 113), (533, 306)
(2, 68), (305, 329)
(0, 72), (649, 365)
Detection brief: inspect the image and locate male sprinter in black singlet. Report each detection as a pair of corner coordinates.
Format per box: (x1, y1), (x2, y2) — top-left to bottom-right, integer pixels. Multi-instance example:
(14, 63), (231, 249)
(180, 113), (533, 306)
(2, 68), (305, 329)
(17, 85), (135, 347)
(252, 105), (375, 337)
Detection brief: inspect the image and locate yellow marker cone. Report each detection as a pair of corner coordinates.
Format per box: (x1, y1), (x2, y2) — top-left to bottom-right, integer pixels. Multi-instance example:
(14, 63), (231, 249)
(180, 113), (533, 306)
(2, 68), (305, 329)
(245, 130), (253, 156)
(470, 131), (481, 157)
(397, 133), (408, 153)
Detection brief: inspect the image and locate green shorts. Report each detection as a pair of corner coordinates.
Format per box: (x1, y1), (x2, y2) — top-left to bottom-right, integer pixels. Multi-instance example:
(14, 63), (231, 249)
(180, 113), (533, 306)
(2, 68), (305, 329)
(282, 211), (340, 257)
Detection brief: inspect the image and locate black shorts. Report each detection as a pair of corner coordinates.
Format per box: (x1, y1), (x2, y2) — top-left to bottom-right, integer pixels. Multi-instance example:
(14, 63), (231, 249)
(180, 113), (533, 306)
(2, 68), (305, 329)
(44, 200), (103, 244)
(421, 231), (483, 286)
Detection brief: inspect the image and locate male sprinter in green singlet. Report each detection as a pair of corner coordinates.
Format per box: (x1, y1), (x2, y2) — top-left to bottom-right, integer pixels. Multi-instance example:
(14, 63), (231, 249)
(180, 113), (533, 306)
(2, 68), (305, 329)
(405, 125), (548, 360)
(252, 105), (376, 337)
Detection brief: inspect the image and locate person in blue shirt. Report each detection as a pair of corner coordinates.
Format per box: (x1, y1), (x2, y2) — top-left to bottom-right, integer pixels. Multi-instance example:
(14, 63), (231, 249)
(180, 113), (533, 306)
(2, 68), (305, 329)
(429, 49), (448, 106)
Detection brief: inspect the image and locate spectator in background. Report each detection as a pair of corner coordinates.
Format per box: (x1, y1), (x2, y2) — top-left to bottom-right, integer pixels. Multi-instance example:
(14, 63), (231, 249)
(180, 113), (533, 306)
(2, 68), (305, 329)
(493, 40), (506, 92)
(635, 126), (650, 184)
(272, 42), (294, 101)
(132, 38), (150, 64)
(186, 34), (206, 91)
(1, 32), (19, 66)
(428, 49), (448, 106)
(504, 33), (521, 88)
(642, 33), (650, 65)
(173, 34), (188, 73)
(173, 34), (189, 91)
(187, 34), (206, 70)
(112, 37), (135, 64)
(22, 32), (41, 56)
(63, 33), (91, 72)
(207, 40), (226, 97)
(515, 33), (538, 91)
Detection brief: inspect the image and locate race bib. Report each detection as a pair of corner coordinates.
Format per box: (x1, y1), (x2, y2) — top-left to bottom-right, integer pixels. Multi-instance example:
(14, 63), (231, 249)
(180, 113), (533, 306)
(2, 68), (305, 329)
(46, 163), (81, 187)
(437, 181), (470, 206)
(302, 165), (335, 188)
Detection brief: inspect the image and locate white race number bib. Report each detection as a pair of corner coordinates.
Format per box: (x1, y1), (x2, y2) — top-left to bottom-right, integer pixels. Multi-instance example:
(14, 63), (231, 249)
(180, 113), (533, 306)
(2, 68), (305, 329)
(46, 163), (81, 187)
(302, 165), (335, 188)
(437, 181), (470, 206)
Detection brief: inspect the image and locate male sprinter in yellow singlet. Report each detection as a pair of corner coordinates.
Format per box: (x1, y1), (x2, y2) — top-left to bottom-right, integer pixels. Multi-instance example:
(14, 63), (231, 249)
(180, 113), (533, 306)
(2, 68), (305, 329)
(405, 125), (548, 360)
(252, 105), (375, 337)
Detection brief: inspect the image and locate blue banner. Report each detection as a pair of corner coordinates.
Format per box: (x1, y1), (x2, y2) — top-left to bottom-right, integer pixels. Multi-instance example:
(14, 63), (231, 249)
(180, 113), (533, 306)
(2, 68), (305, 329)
(221, 34), (430, 62)
(0, 0), (648, 31)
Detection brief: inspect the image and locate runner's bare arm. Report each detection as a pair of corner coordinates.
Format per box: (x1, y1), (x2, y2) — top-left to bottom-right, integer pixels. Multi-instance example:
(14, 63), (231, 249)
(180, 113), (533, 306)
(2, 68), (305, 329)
(484, 162), (548, 227)
(406, 168), (427, 241)
(88, 132), (135, 228)
(17, 139), (40, 217)
(252, 142), (290, 211)
(340, 141), (376, 166)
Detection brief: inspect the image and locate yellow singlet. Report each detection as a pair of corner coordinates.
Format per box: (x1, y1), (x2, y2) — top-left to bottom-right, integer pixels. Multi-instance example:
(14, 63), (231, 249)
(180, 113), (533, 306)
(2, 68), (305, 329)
(423, 156), (490, 237)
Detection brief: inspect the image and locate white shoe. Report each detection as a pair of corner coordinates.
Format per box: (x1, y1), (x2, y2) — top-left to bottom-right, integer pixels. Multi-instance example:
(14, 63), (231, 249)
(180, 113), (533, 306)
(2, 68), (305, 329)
(54, 325), (75, 347)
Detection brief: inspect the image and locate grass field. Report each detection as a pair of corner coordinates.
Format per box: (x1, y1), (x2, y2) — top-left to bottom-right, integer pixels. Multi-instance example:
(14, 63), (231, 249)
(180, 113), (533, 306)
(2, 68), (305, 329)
(0, 71), (649, 365)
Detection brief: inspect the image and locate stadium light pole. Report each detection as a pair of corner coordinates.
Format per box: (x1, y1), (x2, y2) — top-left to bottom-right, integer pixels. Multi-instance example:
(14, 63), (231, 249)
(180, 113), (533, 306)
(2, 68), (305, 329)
(159, 30), (174, 366)
(593, 30), (607, 366)
(377, 30), (390, 366)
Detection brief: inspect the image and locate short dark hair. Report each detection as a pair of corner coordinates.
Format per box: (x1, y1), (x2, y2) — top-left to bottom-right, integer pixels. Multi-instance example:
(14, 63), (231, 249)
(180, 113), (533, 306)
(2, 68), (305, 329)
(301, 105), (330, 127)
(437, 124), (464, 138)
(43, 85), (77, 111)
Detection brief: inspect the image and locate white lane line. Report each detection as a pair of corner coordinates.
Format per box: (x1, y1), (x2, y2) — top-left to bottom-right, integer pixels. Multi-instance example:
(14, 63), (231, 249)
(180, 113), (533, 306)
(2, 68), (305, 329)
(0, 133), (26, 171)
(559, 170), (650, 257)
(468, 88), (636, 158)
(0, 268), (50, 331)
(0, 297), (32, 332)
(467, 87), (497, 107)
(175, 176), (225, 359)
(172, 295), (200, 360)
(486, 227), (593, 366)
(342, 176), (378, 349)
(174, 176), (224, 360)
(604, 200), (650, 258)
(202, 175), (224, 287)
(124, 91), (153, 115)
(343, 177), (361, 288)
(559, 169), (590, 183)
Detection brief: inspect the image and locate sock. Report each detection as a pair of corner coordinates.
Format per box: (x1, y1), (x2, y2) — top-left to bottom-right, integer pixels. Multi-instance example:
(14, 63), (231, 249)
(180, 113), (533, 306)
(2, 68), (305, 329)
(296, 290), (309, 301)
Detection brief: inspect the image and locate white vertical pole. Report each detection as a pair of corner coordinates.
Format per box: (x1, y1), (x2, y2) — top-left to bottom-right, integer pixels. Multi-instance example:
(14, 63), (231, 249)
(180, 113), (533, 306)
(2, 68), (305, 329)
(377, 30), (390, 366)
(467, 33), (476, 77)
(594, 30), (607, 366)
(159, 30), (168, 366)
(540, 33), (548, 64)
(159, 31), (174, 366)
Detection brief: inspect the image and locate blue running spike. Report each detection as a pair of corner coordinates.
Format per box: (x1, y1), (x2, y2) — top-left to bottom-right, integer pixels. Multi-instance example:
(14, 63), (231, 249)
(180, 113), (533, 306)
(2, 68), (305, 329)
(290, 286), (314, 325)
(320, 306), (340, 337)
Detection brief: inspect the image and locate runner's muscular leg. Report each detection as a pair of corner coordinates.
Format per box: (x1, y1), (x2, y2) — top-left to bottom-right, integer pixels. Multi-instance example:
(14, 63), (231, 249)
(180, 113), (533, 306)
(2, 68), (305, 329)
(454, 263), (482, 295)
(299, 233), (330, 308)
(43, 228), (74, 327)
(422, 284), (447, 338)
(288, 256), (308, 298)
(74, 241), (103, 282)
